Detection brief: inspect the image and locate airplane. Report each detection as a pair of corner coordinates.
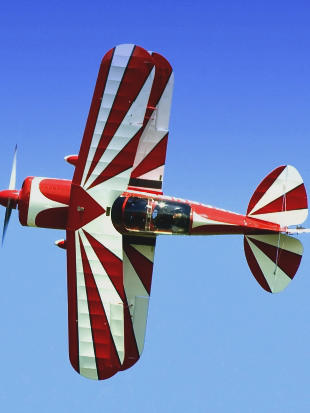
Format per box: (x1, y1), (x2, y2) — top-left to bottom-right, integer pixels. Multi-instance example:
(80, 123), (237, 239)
(0, 44), (309, 380)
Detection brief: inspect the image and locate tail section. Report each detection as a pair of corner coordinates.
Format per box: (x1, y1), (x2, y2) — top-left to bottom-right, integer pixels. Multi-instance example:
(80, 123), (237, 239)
(247, 165), (308, 227)
(245, 165), (308, 292)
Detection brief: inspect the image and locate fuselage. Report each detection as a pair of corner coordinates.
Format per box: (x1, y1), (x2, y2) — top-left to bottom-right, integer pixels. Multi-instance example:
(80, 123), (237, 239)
(0, 176), (283, 237)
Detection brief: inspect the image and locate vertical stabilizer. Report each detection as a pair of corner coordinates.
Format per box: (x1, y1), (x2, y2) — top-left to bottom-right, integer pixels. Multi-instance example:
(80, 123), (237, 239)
(247, 165), (308, 227)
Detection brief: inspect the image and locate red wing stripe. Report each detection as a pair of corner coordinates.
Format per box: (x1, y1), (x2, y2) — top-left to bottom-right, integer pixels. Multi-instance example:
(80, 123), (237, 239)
(84, 46), (155, 185)
(66, 230), (79, 373)
(123, 242), (153, 295)
(79, 234), (121, 379)
(119, 308), (140, 371)
(141, 53), (172, 128)
(83, 230), (125, 301)
(250, 184), (308, 216)
(73, 48), (114, 186)
(131, 134), (168, 179)
(82, 230), (140, 370)
(129, 52), (173, 189)
(148, 53), (172, 115)
(87, 132), (141, 190)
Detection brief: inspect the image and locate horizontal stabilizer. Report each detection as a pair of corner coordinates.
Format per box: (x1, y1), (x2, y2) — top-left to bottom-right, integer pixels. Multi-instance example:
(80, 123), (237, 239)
(244, 234), (303, 293)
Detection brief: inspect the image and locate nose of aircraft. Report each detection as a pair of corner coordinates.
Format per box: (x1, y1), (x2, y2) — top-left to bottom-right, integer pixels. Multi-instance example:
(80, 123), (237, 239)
(0, 190), (20, 209)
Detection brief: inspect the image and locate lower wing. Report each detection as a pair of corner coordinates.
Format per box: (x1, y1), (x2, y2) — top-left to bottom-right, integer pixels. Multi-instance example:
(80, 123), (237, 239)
(66, 223), (156, 380)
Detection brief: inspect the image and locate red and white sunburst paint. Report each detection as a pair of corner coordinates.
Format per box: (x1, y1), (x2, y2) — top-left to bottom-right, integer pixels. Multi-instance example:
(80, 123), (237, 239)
(0, 44), (309, 381)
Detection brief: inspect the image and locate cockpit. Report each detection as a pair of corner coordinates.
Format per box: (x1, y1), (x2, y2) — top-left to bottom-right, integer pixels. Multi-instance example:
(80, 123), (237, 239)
(111, 196), (191, 235)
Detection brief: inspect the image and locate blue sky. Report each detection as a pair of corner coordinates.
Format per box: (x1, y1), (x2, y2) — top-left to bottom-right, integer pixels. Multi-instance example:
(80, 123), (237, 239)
(0, 1), (310, 412)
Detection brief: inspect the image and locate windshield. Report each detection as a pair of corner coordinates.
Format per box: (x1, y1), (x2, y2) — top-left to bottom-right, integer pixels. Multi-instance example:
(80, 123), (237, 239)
(112, 196), (191, 234)
(151, 201), (190, 233)
(124, 197), (148, 230)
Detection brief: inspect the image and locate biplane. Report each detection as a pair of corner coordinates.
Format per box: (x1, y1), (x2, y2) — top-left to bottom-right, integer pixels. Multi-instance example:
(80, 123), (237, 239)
(0, 44), (309, 380)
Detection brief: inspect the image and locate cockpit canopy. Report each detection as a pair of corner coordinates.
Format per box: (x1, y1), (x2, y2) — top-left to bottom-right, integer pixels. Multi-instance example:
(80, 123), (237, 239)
(112, 196), (191, 235)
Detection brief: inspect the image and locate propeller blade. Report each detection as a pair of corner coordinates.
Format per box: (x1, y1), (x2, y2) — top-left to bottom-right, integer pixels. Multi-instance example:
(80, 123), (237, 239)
(2, 145), (18, 245)
(8, 145), (17, 190)
(2, 200), (12, 245)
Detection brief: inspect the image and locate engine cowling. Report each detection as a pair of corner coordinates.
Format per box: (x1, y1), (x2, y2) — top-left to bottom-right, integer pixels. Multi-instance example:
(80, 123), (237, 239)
(18, 177), (72, 229)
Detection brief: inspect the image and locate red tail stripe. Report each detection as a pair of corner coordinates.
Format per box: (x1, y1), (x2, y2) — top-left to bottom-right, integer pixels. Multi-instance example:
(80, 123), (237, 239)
(247, 166), (286, 215)
(244, 237), (272, 292)
(247, 237), (301, 280)
(249, 184), (308, 216)
(79, 235), (120, 379)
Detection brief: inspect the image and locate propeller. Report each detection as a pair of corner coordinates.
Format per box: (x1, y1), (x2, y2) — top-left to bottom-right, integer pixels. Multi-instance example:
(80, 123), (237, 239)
(2, 145), (17, 245)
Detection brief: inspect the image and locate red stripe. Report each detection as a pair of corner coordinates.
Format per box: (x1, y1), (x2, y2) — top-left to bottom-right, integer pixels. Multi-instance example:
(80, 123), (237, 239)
(73, 48), (114, 186)
(191, 224), (246, 235)
(148, 53), (172, 113)
(35, 207), (68, 229)
(247, 166), (286, 215)
(247, 236), (302, 280)
(190, 225), (280, 235)
(123, 242), (154, 295)
(83, 230), (125, 301)
(85, 46), (155, 185)
(130, 53), (172, 183)
(127, 186), (163, 195)
(142, 52), (172, 126)
(244, 236), (272, 292)
(82, 230), (140, 370)
(66, 230), (79, 373)
(131, 134), (168, 179)
(250, 184), (308, 216)
(39, 179), (71, 205)
(119, 307), (140, 371)
(87, 131), (141, 190)
(79, 234), (120, 379)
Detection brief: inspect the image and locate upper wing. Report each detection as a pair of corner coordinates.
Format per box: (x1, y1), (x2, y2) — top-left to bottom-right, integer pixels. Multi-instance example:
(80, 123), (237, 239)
(128, 52), (174, 194)
(66, 44), (156, 379)
(72, 43), (155, 191)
